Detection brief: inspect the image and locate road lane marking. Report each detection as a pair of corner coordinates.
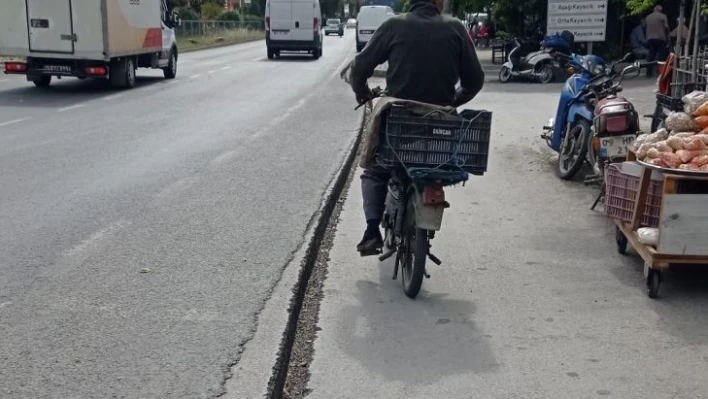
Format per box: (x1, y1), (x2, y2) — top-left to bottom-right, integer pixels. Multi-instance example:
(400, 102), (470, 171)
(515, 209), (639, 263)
(0, 79), (8, 83)
(207, 69), (218, 74)
(102, 93), (124, 101)
(0, 118), (29, 128)
(219, 66), (232, 71)
(58, 103), (86, 112)
(190, 74), (202, 79)
(252, 57), (264, 62)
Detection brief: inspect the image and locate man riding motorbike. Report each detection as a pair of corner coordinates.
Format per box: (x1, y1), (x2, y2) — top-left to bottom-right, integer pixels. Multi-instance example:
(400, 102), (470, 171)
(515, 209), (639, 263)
(348, 0), (485, 255)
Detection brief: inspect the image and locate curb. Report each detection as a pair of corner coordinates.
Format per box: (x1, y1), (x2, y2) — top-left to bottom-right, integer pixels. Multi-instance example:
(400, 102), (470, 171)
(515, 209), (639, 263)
(265, 106), (367, 399)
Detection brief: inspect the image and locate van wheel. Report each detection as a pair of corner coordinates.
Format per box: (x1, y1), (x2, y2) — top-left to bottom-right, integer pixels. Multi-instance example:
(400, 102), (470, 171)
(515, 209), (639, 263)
(32, 76), (52, 88)
(163, 49), (177, 79)
(267, 47), (275, 60)
(356, 43), (363, 52)
(313, 46), (321, 59)
(110, 57), (136, 89)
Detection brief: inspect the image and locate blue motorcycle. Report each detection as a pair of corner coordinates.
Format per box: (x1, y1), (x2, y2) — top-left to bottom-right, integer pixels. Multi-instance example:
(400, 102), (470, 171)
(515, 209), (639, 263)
(542, 53), (610, 179)
(543, 52), (639, 180)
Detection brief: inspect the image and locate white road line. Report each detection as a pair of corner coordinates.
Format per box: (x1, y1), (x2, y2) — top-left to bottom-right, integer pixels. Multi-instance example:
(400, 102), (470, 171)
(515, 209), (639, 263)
(57, 103), (86, 112)
(219, 66), (232, 71)
(332, 56), (353, 78)
(207, 69), (218, 74)
(252, 56), (264, 62)
(0, 117), (29, 128)
(0, 79), (8, 83)
(190, 74), (202, 79)
(102, 93), (124, 101)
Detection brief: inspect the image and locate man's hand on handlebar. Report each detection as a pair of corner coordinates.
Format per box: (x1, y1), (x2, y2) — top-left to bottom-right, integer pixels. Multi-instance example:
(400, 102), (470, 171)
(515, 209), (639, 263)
(356, 87), (375, 106)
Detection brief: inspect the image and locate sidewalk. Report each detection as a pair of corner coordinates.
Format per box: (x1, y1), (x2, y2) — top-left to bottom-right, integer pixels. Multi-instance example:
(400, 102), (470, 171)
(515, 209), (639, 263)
(305, 80), (708, 398)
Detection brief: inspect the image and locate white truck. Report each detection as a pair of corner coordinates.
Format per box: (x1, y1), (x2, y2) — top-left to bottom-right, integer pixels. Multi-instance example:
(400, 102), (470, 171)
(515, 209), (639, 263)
(0, 0), (181, 89)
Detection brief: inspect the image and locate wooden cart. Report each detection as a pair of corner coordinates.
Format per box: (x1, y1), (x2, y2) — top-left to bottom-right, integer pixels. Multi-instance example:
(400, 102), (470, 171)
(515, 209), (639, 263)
(614, 157), (708, 298)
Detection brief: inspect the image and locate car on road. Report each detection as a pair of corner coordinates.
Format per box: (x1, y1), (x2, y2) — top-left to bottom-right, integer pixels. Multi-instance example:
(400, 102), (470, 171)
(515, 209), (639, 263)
(356, 6), (394, 52)
(265, 0), (324, 59)
(324, 19), (343, 36)
(346, 18), (357, 29)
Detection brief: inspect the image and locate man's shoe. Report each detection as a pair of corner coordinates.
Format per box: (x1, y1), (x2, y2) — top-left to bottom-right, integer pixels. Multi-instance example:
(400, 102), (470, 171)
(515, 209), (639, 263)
(357, 228), (383, 256)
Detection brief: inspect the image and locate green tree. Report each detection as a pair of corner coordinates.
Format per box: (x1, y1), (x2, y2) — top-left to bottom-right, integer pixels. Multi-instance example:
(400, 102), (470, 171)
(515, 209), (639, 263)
(201, 2), (225, 19)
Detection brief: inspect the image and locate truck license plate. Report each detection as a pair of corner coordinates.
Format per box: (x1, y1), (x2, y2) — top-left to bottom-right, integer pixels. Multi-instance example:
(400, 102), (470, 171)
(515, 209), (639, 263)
(272, 30), (289, 35)
(599, 134), (636, 158)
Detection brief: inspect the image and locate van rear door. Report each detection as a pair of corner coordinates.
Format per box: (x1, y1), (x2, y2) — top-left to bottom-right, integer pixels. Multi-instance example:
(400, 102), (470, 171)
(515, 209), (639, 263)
(26, 0), (75, 54)
(269, 0), (293, 40)
(290, 0), (316, 41)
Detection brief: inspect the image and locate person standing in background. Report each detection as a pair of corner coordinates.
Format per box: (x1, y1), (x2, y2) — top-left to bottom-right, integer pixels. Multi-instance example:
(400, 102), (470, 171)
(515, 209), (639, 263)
(645, 5), (669, 78)
(630, 18), (649, 58)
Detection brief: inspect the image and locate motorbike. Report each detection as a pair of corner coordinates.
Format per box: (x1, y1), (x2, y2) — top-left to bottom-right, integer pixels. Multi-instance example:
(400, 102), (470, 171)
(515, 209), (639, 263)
(585, 61), (655, 188)
(339, 63), (492, 299)
(542, 52), (612, 179)
(499, 33), (573, 84)
(583, 61), (656, 210)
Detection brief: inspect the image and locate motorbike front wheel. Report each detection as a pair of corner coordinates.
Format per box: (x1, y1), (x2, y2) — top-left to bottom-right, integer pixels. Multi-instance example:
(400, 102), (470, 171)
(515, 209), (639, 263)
(557, 119), (590, 180)
(499, 66), (512, 83)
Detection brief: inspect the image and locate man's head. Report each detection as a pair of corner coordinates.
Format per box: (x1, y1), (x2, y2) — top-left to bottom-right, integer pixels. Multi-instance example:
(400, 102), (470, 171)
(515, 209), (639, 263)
(654, 5), (663, 13)
(410, 0), (443, 12)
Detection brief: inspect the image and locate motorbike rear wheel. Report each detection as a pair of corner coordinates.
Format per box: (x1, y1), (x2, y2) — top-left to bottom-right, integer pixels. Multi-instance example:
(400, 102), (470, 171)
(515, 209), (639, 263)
(557, 119), (590, 180)
(499, 66), (512, 83)
(537, 63), (554, 84)
(400, 199), (426, 299)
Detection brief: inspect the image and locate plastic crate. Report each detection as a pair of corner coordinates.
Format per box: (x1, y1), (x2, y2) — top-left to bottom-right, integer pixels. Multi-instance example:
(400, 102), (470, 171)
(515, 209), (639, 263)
(379, 106), (492, 175)
(604, 164), (663, 227)
(655, 93), (684, 112)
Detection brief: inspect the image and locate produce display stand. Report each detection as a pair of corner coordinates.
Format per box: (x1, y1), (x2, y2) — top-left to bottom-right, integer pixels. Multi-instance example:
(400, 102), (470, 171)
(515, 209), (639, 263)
(611, 151), (708, 298)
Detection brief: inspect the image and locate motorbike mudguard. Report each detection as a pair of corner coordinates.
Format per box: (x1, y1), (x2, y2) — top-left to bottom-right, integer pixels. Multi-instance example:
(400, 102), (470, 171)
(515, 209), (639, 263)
(412, 189), (444, 231)
(502, 61), (513, 69)
(526, 51), (554, 66)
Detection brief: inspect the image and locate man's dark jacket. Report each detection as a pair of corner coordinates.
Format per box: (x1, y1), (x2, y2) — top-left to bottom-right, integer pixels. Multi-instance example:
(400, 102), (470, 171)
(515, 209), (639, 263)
(350, 2), (485, 107)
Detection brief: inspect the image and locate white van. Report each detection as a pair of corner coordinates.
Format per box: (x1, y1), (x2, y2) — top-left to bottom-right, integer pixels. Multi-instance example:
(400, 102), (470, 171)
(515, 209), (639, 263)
(356, 6), (394, 52)
(265, 0), (324, 60)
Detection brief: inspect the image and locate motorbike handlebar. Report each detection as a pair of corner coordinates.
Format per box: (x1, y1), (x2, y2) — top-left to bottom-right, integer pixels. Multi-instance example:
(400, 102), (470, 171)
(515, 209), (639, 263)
(354, 86), (384, 110)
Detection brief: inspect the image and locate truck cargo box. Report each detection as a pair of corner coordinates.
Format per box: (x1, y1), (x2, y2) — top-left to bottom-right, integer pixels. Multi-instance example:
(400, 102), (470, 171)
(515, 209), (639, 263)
(0, 0), (168, 61)
(1, 0), (179, 89)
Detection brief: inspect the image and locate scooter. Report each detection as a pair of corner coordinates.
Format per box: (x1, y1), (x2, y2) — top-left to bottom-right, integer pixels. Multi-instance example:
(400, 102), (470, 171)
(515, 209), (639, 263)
(542, 52), (610, 179)
(542, 52), (642, 181)
(499, 33), (572, 84)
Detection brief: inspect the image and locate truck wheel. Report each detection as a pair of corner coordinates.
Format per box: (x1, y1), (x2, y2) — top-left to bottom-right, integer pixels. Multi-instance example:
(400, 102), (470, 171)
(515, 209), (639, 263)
(32, 76), (52, 88)
(163, 49), (177, 79)
(110, 57), (136, 89)
(267, 47), (275, 60)
(313, 46), (321, 60)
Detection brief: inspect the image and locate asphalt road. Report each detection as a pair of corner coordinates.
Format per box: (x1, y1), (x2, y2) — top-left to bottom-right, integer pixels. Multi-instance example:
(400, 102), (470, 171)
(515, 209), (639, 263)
(308, 81), (708, 398)
(0, 34), (361, 398)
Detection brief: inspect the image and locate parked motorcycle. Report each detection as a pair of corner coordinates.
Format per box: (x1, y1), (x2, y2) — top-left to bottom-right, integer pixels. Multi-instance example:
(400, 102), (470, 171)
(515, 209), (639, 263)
(499, 33), (573, 84)
(585, 61), (655, 186)
(542, 52), (611, 179)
